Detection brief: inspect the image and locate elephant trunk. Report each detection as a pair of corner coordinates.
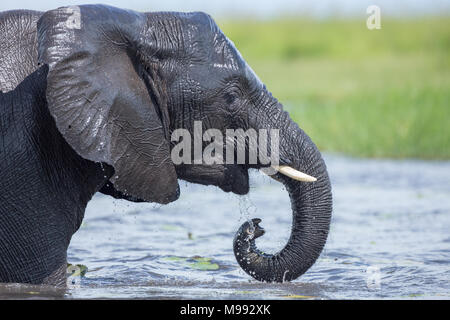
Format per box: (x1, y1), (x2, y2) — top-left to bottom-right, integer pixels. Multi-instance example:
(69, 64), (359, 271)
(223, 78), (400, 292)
(233, 99), (332, 282)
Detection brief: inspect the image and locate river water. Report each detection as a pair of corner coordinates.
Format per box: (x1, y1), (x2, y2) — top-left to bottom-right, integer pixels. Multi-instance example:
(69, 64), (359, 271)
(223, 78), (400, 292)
(1, 154), (449, 299)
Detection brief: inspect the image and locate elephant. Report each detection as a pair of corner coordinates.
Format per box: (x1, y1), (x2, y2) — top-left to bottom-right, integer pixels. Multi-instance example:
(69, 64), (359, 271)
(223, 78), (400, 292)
(0, 5), (332, 285)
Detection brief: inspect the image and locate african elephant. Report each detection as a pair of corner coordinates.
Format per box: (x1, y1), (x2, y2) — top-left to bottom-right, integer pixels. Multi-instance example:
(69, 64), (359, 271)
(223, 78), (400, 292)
(0, 5), (332, 285)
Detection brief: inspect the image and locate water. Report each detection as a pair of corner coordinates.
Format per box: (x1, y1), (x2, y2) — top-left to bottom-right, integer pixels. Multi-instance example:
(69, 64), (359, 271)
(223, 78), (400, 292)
(1, 154), (449, 299)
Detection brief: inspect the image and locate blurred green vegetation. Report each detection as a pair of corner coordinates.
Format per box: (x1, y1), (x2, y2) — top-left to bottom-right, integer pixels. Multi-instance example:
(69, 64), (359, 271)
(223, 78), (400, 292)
(219, 18), (450, 159)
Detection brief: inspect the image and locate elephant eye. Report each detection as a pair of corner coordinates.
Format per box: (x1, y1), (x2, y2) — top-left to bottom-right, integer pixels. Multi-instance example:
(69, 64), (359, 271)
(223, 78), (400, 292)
(224, 92), (236, 104)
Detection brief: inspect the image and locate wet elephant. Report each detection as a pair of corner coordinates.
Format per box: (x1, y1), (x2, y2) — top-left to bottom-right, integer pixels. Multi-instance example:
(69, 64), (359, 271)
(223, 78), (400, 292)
(0, 5), (332, 284)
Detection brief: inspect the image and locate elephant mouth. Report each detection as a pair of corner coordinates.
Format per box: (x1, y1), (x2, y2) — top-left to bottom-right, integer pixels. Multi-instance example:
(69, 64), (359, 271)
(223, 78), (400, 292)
(218, 163), (318, 195)
(174, 163), (250, 195)
(218, 165), (249, 195)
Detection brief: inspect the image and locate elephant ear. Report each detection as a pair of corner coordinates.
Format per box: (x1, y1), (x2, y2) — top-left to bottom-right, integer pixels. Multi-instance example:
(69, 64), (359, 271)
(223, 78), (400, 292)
(37, 5), (179, 204)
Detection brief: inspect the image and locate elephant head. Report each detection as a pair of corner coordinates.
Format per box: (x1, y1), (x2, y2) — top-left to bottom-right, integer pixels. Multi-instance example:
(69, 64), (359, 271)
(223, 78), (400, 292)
(37, 5), (332, 282)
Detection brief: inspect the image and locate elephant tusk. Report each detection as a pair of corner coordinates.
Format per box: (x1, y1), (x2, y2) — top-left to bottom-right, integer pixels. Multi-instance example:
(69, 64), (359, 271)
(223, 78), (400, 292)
(272, 165), (317, 182)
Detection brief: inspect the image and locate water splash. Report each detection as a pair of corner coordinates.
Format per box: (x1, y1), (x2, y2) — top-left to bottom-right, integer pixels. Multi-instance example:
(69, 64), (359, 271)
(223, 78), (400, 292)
(60, 155), (450, 299)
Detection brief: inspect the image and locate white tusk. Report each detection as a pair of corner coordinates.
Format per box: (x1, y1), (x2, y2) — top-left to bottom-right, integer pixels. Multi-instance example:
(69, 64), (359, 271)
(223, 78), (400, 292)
(272, 165), (317, 182)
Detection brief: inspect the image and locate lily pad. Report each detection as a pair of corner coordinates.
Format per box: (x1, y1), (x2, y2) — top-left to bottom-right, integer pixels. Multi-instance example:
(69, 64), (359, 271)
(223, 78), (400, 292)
(188, 258), (219, 271)
(66, 264), (88, 277)
(161, 224), (182, 231)
(234, 290), (257, 295)
(408, 293), (424, 298)
(162, 256), (186, 262)
(162, 256), (220, 271)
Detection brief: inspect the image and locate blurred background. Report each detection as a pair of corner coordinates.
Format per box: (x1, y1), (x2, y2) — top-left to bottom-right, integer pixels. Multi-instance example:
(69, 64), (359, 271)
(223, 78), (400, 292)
(1, 0), (449, 159)
(1, 1), (449, 299)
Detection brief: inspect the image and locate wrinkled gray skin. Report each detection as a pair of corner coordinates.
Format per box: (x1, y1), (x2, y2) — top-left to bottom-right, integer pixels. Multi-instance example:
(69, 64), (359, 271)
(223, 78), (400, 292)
(0, 5), (332, 285)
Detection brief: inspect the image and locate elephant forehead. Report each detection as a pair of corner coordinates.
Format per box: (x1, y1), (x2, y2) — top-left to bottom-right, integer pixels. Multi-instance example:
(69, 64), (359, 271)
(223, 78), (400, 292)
(209, 34), (264, 90)
(211, 37), (242, 71)
(172, 12), (244, 70)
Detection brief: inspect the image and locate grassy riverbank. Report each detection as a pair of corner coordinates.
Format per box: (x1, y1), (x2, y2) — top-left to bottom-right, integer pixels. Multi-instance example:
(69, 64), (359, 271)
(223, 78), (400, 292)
(219, 18), (450, 159)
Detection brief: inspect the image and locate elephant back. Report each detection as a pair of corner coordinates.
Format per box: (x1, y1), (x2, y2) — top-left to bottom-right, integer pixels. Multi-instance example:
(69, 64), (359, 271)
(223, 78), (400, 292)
(0, 10), (42, 92)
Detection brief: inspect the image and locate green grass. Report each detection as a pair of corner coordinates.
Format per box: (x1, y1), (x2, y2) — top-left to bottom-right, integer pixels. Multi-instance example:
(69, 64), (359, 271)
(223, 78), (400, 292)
(218, 18), (450, 159)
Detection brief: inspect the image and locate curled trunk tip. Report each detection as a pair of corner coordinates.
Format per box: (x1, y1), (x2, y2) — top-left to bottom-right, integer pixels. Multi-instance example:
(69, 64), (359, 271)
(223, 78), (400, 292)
(233, 169), (332, 283)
